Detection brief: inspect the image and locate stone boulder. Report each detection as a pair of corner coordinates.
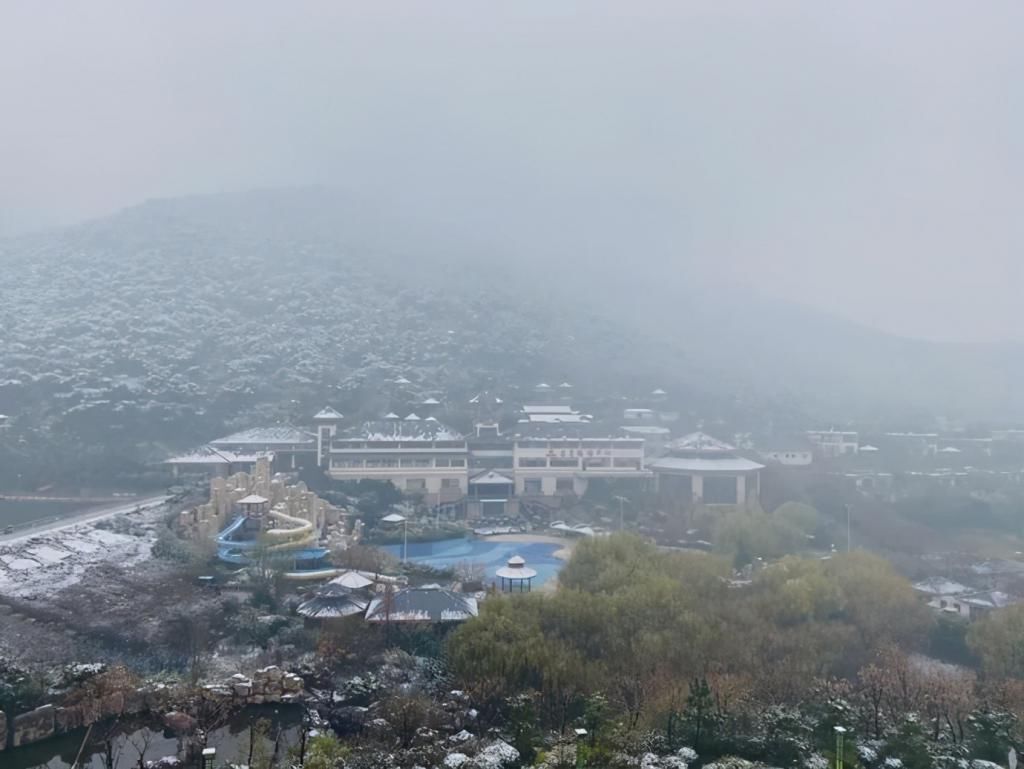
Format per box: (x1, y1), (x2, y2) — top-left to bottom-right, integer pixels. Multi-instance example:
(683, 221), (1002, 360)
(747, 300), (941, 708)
(12, 704), (56, 748)
(162, 711), (197, 735)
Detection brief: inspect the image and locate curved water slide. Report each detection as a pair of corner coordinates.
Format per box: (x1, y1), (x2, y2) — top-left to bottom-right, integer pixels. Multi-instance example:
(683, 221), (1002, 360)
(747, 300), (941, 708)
(216, 507), (341, 580)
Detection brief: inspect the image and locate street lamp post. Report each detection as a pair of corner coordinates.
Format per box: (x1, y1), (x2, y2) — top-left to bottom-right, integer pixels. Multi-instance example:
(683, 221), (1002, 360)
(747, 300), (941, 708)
(612, 495), (629, 532)
(834, 726), (846, 769)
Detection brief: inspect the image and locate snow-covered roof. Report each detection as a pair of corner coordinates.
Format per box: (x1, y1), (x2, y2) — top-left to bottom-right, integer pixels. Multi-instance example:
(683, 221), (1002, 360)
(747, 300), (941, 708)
(383, 412), (400, 419)
(939, 446), (962, 453)
(381, 513), (407, 523)
(211, 426), (316, 447)
(313, 406), (344, 420)
(912, 577), (970, 596)
(340, 419), (465, 442)
(421, 397), (441, 405)
(165, 446), (271, 465)
(649, 456), (765, 474)
(558, 382), (573, 389)
(665, 432), (737, 453)
(859, 444), (880, 452)
(297, 586), (370, 619)
(496, 555), (537, 580)
(651, 388), (667, 395)
(535, 383), (551, 389)
(961, 590), (1019, 609)
(404, 413), (421, 421)
(365, 586), (478, 623)
(523, 405), (574, 414)
(330, 571), (375, 589)
(393, 376), (411, 385)
(620, 425), (671, 435)
(237, 494), (269, 505)
(523, 413), (592, 424)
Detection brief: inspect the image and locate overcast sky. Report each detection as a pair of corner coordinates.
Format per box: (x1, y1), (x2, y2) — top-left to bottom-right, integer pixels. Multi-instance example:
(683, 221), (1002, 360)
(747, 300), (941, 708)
(1, 2), (1021, 342)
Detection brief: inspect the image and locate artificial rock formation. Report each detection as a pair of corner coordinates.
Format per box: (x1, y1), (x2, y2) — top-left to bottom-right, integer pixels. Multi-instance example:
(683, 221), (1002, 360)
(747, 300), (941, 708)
(178, 457), (339, 541)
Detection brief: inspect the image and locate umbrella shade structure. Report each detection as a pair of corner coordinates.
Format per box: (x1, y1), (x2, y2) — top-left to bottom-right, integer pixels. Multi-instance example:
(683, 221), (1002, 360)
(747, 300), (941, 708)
(381, 513), (406, 524)
(297, 583), (370, 619)
(330, 571), (374, 589)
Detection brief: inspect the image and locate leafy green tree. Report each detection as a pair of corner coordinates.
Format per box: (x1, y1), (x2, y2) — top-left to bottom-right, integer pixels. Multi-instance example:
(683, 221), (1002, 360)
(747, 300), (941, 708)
(968, 606), (1024, 679)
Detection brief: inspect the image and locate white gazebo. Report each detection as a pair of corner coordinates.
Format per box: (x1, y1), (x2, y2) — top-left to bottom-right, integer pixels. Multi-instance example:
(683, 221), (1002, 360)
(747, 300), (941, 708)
(496, 555), (538, 592)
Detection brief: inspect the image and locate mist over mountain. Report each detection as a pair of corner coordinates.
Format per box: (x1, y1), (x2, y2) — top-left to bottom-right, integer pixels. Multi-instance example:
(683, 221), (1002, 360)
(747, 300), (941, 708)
(1, 186), (1021, 489)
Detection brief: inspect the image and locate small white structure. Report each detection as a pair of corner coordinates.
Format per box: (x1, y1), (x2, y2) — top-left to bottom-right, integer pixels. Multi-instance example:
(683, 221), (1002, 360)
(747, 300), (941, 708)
(806, 429), (859, 458)
(496, 555), (538, 592)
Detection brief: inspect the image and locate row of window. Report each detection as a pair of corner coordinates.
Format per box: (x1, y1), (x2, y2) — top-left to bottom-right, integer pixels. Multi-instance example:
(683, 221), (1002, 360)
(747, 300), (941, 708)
(522, 478), (576, 494)
(405, 478), (463, 491)
(517, 457), (641, 469)
(331, 458), (465, 469)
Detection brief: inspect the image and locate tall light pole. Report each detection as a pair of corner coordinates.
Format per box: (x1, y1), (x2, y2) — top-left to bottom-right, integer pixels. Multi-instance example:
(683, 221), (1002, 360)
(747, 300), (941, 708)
(834, 726), (846, 769)
(612, 495), (629, 532)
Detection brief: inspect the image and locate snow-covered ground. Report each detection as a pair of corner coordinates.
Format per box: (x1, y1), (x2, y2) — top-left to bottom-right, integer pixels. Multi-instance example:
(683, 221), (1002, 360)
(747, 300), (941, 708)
(0, 499), (170, 599)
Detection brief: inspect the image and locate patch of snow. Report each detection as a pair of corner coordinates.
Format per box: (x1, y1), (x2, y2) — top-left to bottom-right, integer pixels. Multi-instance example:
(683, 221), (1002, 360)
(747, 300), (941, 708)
(444, 753), (470, 768)
(472, 740), (519, 769)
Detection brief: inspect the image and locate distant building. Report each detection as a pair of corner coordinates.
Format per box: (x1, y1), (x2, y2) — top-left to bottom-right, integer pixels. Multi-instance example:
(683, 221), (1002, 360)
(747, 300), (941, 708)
(649, 432), (764, 509)
(759, 435), (815, 467)
(620, 425), (671, 456)
(806, 429), (859, 458)
(210, 426), (317, 469)
(326, 416), (469, 505)
(167, 424), (317, 476)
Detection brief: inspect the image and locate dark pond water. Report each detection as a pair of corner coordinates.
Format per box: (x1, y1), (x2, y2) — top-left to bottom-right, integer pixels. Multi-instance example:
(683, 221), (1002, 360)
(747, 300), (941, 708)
(5, 704), (304, 769)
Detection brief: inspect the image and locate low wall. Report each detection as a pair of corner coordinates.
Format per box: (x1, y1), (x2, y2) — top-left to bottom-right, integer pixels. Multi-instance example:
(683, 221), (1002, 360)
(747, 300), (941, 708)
(2, 666), (305, 752)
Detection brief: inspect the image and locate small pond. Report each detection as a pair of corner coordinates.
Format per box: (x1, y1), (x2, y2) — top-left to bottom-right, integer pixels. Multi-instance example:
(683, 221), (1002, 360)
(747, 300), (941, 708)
(382, 537), (565, 587)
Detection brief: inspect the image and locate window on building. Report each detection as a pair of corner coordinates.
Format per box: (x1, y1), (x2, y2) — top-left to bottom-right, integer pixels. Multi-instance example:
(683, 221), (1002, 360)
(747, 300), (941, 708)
(406, 478), (427, 491)
(519, 458), (547, 468)
(523, 478), (542, 494)
(451, 458), (465, 467)
(555, 478), (574, 493)
(584, 458), (610, 468)
(400, 458), (432, 467)
(550, 458), (578, 468)
(613, 458), (641, 469)
(441, 478), (461, 489)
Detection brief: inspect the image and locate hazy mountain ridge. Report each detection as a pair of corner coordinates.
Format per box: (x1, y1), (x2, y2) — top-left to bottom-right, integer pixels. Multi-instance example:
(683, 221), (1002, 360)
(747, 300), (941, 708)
(0, 189), (1020, 488)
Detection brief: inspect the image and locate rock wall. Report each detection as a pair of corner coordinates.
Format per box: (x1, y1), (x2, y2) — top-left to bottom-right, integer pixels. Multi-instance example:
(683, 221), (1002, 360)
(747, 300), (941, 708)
(7, 670), (306, 752)
(12, 704), (55, 747)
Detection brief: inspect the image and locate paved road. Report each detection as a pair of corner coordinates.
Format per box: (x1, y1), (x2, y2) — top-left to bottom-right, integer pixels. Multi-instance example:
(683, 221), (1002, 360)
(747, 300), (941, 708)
(0, 495), (171, 543)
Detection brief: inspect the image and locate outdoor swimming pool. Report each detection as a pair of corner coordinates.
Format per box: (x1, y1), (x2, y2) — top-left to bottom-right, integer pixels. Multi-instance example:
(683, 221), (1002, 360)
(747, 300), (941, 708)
(382, 537), (565, 587)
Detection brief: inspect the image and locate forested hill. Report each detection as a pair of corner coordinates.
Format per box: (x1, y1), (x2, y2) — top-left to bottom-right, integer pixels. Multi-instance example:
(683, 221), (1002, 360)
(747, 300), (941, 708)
(0, 189), (721, 487)
(0, 188), (1020, 487)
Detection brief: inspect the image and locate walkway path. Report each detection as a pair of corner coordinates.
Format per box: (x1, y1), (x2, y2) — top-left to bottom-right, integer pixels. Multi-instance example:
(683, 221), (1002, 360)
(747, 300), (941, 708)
(0, 495), (170, 543)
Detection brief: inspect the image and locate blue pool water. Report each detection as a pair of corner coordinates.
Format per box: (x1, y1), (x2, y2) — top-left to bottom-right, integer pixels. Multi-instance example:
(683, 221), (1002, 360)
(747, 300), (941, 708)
(382, 537), (564, 587)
